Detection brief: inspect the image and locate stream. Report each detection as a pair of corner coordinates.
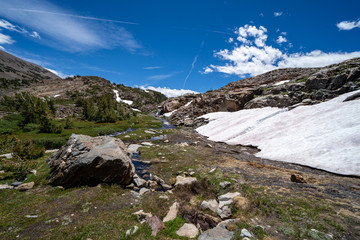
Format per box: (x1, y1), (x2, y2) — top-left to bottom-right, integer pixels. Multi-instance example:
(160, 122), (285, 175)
(106, 116), (176, 181)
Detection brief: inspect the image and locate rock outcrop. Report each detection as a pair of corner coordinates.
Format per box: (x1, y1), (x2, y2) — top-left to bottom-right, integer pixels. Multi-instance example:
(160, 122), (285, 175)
(160, 58), (360, 126)
(47, 134), (135, 188)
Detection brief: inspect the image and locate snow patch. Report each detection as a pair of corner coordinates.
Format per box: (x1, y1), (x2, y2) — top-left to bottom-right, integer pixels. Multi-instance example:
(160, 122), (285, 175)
(112, 89), (133, 105)
(132, 108), (141, 112)
(53, 94), (61, 98)
(185, 100), (193, 107)
(164, 110), (177, 118)
(273, 80), (290, 86)
(196, 91), (360, 176)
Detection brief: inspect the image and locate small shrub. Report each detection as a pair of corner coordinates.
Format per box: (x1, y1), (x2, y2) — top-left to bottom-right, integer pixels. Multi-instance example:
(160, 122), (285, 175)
(23, 123), (40, 132)
(39, 116), (63, 133)
(32, 138), (66, 149)
(12, 138), (45, 160)
(64, 117), (74, 129)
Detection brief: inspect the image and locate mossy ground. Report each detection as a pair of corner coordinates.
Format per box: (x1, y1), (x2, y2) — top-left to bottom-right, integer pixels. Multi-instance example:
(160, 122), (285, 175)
(1, 124), (359, 239)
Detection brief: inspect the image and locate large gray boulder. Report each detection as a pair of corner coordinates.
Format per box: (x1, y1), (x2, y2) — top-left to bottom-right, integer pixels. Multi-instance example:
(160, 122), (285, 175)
(47, 134), (135, 188)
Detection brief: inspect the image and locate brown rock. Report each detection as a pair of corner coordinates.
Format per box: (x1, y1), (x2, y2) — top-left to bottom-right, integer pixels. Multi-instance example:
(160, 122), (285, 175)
(146, 216), (165, 236)
(291, 174), (307, 183)
(233, 196), (250, 210)
(15, 181), (35, 191)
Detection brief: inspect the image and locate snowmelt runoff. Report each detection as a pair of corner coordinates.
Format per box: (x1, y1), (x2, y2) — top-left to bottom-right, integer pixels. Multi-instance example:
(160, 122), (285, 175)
(196, 90), (360, 176)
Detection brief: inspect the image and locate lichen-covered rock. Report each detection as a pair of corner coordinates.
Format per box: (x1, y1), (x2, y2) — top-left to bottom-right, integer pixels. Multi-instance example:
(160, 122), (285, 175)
(47, 134), (134, 188)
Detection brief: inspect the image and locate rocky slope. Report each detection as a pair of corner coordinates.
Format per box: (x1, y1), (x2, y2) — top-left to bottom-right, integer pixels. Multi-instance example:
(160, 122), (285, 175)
(0, 50), (167, 115)
(161, 58), (360, 126)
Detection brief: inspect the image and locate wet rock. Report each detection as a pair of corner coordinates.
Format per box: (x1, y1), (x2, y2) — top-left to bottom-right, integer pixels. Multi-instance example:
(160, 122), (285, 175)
(176, 223), (199, 238)
(47, 134), (134, 188)
(16, 182), (34, 191)
(175, 176), (197, 186)
(291, 174), (307, 183)
(200, 199), (219, 213)
(146, 216), (165, 236)
(163, 202), (179, 222)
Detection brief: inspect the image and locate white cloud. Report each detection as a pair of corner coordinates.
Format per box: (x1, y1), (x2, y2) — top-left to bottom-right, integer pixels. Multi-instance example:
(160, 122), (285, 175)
(281, 32), (287, 35)
(0, 0), (141, 52)
(0, 19), (26, 33)
(337, 19), (360, 30)
(228, 37), (234, 43)
(276, 36), (287, 44)
(274, 12), (283, 17)
(30, 31), (41, 39)
(140, 86), (199, 98)
(205, 25), (360, 78)
(0, 45), (5, 50)
(0, 32), (14, 44)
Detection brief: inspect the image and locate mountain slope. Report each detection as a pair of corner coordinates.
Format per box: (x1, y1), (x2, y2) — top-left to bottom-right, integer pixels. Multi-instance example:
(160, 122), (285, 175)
(0, 50), (167, 114)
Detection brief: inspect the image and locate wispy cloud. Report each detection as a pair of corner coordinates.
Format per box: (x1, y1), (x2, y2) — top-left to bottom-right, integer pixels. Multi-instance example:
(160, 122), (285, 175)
(274, 12), (283, 17)
(147, 72), (180, 81)
(143, 66), (163, 70)
(183, 40), (205, 88)
(8, 9), (138, 25)
(337, 19), (360, 30)
(140, 86), (199, 98)
(0, 19), (40, 39)
(0, 0), (141, 52)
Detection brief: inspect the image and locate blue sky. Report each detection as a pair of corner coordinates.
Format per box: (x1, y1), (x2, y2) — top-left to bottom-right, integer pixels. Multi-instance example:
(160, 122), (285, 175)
(0, 0), (360, 97)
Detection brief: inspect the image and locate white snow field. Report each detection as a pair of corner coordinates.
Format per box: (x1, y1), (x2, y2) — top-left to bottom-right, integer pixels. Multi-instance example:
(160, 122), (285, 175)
(196, 90), (360, 176)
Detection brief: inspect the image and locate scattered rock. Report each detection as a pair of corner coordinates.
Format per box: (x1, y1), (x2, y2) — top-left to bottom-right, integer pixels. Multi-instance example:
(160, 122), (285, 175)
(219, 181), (231, 188)
(25, 215), (38, 218)
(161, 183), (173, 191)
(206, 143), (213, 148)
(175, 176), (197, 186)
(146, 216), (165, 236)
(0, 184), (13, 189)
(198, 224), (234, 240)
(47, 134), (135, 188)
(159, 195), (169, 200)
(291, 174), (307, 183)
(218, 192), (241, 202)
(240, 228), (252, 238)
(200, 199), (219, 213)
(217, 205), (232, 219)
(133, 210), (153, 223)
(163, 202), (179, 222)
(141, 142), (154, 146)
(139, 187), (150, 196)
(144, 130), (156, 134)
(133, 174), (146, 187)
(177, 142), (189, 147)
(125, 226), (139, 237)
(209, 168), (216, 173)
(309, 229), (333, 240)
(127, 144), (142, 154)
(16, 182), (35, 191)
(176, 223), (199, 238)
(29, 169), (37, 175)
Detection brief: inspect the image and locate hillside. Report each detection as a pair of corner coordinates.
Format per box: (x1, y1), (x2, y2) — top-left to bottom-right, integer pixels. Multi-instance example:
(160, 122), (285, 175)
(0, 50), (167, 114)
(161, 58), (360, 126)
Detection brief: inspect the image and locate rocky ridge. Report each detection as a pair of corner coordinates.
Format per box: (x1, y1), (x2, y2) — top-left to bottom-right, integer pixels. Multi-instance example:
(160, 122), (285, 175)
(161, 58), (360, 126)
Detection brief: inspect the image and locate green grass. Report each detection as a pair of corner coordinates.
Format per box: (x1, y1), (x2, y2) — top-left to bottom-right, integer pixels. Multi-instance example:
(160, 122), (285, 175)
(0, 114), (162, 150)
